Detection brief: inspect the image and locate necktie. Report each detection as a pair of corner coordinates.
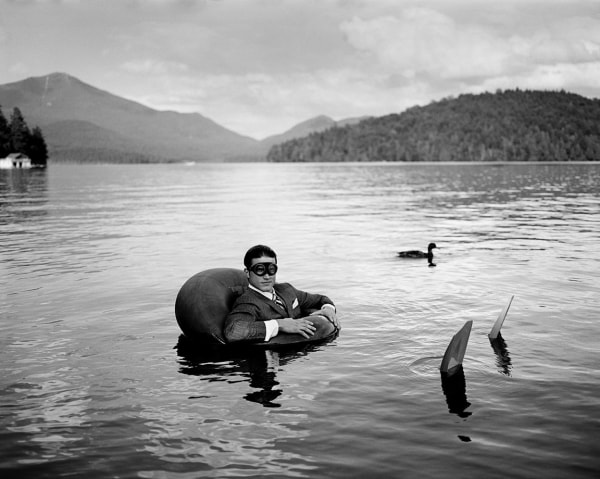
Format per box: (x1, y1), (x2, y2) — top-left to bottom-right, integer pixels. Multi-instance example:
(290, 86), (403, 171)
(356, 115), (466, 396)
(274, 293), (285, 310)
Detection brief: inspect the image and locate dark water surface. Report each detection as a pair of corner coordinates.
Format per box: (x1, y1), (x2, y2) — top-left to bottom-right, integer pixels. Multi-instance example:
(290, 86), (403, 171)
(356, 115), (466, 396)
(1, 162), (599, 478)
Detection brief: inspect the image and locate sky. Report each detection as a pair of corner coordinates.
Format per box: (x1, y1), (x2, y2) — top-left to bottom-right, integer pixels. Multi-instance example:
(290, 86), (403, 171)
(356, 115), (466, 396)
(1, 0), (600, 139)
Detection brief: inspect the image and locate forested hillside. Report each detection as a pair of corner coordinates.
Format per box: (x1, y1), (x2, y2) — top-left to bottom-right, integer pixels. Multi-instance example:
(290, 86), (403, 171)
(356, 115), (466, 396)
(267, 90), (600, 162)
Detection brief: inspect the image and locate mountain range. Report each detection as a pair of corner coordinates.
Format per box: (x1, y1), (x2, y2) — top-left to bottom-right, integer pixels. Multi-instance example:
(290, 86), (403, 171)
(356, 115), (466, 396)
(0, 73), (365, 163)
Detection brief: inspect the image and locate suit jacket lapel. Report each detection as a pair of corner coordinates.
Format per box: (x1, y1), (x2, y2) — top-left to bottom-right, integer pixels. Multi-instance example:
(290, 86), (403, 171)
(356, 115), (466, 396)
(249, 288), (285, 315)
(274, 285), (293, 316)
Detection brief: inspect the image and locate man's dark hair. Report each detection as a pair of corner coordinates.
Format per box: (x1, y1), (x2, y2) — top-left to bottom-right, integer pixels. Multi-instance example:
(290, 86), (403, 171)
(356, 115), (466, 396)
(243, 244), (277, 268)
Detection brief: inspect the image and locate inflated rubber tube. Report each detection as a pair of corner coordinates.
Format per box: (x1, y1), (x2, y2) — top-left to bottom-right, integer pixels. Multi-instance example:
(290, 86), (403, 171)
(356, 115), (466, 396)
(175, 268), (338, 347)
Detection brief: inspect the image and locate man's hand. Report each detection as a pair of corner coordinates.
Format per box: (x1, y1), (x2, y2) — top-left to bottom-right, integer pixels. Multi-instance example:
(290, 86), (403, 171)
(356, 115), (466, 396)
(277, 317), (316, 339)
(311, 307), (339, 328)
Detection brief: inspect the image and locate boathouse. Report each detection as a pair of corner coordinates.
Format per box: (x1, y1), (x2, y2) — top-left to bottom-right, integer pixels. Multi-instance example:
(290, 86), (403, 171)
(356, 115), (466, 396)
(0, 153), (32, 169)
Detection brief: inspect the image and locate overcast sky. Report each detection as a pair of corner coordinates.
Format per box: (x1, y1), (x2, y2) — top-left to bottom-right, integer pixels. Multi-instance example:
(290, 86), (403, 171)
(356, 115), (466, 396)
(1, 0), (599, 139)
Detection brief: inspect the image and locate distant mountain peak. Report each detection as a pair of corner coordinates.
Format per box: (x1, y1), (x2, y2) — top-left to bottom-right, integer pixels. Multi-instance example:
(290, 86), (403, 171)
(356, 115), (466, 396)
(259, 114), (368, 147)
(20, 71), (75, 86)
(43, 72), (81, 88)
(259, 115), (336, 146)
(302, 114), (335, 125)
(45, 72), (74, 81)
(11, 72), (94, 101)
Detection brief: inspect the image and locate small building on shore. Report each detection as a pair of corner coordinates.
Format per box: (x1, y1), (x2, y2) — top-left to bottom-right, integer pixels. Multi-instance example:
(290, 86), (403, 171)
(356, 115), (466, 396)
(0, 153), (32, 169)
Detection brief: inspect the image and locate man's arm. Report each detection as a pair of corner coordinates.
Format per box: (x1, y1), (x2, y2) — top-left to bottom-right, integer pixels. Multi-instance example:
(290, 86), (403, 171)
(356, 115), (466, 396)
(294, 287), (335, 315)
(292, 286), (338, 328)
(223, 301), (271, 343)
(225, 304), (317, 342)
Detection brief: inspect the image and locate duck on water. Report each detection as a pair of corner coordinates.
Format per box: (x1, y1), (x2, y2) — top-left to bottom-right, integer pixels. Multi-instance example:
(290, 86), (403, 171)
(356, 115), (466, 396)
(397, 243), (438, 265)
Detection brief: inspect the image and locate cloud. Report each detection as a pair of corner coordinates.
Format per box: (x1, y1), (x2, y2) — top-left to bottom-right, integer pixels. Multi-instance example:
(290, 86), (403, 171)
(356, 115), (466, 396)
(340, 6), (600, 85)
(510, 16), (600, 65)
(340, 8), (514, 82)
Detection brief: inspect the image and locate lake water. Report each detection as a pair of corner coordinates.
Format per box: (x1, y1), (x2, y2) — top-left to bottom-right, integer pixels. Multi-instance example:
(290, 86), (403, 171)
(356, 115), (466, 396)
(1, 162), (599, 478)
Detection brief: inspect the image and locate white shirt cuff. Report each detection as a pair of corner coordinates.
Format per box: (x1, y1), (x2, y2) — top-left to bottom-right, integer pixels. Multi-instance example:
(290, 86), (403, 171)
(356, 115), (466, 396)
(322, 304), (336, 313)
(264, 319), (279, 341)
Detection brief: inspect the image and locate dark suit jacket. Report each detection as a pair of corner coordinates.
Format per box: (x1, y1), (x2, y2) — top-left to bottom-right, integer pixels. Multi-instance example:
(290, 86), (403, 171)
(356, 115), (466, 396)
(223, 282), (334, 343)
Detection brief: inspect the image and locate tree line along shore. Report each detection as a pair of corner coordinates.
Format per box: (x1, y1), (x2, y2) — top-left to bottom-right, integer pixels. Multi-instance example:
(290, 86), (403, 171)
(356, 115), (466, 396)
(0, 106), (48, 166)
(267, 90), (600, 163)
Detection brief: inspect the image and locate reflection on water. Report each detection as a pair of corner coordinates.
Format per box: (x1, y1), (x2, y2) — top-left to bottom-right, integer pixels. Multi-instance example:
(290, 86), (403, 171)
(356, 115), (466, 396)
(176, 336), (335, 408)
(490, 334), (513, 376)
(0, 168), (48, 196)
(440, 366), (472, 418)
(0, 169), (48, 223)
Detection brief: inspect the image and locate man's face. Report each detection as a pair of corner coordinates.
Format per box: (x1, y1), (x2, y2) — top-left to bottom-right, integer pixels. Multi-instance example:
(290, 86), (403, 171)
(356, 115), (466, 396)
(247, 255), (277, 292)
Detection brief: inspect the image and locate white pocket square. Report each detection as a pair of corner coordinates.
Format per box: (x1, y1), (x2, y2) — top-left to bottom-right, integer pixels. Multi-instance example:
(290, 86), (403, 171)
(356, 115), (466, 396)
(292, 298), (299, 308)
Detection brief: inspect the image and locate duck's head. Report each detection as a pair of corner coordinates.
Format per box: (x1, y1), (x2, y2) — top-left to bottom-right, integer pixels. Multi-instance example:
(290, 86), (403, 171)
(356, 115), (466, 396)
(428, 243), (438, 251)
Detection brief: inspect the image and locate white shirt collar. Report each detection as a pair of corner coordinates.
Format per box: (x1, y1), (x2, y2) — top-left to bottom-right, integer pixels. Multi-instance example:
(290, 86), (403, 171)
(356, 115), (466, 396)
(248, 283), (276, 300)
